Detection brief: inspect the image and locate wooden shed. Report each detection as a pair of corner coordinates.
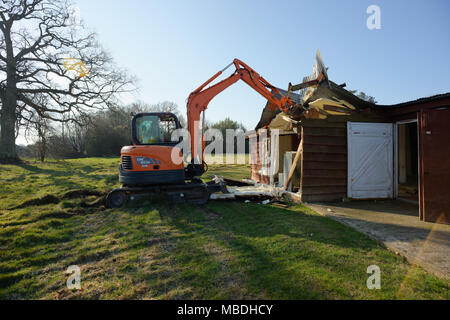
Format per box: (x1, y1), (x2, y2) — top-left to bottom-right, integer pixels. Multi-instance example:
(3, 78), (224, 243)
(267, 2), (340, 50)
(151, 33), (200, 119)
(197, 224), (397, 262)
(249, 83), (450, 225)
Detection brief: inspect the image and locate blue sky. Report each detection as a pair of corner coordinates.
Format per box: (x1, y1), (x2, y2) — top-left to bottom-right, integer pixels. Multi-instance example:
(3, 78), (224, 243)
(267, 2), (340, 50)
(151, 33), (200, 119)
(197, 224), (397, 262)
(74, 0), (450, 130)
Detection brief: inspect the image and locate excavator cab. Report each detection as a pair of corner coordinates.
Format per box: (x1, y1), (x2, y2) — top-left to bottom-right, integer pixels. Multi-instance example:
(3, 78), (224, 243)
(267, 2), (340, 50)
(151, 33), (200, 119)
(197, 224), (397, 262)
(119, 112), (185, 186)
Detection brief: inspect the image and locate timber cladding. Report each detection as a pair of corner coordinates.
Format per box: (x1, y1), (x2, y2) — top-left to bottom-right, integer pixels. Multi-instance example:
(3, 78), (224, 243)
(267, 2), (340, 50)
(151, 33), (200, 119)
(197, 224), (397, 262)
(300, 120), (348, 202)
(250, 111), (391, 202)
(299, 114), (388, 202)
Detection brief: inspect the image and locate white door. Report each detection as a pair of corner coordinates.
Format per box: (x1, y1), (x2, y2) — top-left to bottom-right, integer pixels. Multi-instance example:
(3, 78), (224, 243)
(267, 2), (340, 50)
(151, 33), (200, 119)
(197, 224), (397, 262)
(348, 122), (393, 199)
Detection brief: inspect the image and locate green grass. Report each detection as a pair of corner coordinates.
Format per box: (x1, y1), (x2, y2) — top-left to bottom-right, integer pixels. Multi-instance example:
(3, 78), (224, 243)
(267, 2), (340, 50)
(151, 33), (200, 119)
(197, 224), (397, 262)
(0, 158), (448, 299)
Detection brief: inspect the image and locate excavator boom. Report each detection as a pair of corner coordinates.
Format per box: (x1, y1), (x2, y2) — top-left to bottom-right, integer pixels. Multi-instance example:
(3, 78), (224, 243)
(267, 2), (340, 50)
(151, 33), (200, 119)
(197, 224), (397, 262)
(186, 59), (295, 177)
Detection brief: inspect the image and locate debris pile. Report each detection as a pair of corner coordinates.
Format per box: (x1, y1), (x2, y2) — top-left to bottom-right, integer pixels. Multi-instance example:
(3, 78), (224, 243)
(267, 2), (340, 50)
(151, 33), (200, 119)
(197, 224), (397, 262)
(210, 183), (284, 201)
(210, 175), (295, 206)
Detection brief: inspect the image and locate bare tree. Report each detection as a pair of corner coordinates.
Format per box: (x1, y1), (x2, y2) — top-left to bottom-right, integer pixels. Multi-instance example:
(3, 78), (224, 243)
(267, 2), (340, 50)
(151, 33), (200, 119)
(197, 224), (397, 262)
(31, 111), (52, 162)
(128, 100), (186, 127)
(65, 116), (88, 155)
(348, 90), (377, 104)
(0, 0), (134, 163)
(151, 101), (186, 127)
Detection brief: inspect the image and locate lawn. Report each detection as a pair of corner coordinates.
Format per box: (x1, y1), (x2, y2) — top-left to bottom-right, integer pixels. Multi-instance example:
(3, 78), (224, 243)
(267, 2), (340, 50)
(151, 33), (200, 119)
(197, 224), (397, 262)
(0, 158), (448, 299)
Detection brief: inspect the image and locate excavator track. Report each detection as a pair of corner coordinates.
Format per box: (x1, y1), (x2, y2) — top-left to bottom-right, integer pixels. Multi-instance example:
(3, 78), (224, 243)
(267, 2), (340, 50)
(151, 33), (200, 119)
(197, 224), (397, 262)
(105, 178), (227, 208)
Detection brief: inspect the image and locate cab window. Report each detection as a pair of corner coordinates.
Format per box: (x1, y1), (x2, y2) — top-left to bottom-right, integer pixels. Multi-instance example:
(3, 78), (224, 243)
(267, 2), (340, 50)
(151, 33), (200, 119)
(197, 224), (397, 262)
(135, 115), (178, 144)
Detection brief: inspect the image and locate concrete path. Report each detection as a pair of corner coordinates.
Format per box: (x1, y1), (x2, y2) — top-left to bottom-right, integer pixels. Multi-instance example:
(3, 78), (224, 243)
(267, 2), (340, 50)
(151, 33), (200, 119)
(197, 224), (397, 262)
(305, 200), (450, 279)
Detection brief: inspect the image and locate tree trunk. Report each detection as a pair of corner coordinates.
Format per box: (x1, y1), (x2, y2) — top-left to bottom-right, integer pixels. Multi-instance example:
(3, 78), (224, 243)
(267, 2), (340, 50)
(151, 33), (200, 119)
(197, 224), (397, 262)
(0, 93), (19, 163)
(0, 23), (19, 164)
(38, 127), (46, 163)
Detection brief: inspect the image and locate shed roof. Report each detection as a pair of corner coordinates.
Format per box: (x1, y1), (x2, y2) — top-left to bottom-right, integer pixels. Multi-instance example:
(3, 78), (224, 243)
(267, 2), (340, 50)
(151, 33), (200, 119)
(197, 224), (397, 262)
(377, 92), (450, 109)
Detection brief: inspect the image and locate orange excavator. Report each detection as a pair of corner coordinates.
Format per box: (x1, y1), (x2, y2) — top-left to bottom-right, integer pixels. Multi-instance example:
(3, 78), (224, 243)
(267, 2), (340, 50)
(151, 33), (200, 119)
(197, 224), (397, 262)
(106, 59), (301, 208)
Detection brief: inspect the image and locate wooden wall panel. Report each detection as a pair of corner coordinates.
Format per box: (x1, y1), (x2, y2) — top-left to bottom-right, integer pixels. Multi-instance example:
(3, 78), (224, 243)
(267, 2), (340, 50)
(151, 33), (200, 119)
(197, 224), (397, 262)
(300, 119), (348, 202)
(299, 115), (390, 202)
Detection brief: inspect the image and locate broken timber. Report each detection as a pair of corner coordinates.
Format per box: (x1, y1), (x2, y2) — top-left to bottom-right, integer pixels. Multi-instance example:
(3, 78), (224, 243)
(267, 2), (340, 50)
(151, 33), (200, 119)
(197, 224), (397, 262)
(210, 176), (302, 204)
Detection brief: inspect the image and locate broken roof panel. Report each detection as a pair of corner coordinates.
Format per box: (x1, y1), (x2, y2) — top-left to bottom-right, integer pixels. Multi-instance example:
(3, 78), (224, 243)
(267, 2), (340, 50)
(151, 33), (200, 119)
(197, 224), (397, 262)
(254, 51), (377, 130)
(302, 80), (375, 109)
(255, 88), (302, 130)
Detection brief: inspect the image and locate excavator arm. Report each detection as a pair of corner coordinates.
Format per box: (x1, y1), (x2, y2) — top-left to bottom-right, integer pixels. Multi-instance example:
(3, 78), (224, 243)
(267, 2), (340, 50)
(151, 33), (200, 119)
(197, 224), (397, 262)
(186, 58), (295, 178)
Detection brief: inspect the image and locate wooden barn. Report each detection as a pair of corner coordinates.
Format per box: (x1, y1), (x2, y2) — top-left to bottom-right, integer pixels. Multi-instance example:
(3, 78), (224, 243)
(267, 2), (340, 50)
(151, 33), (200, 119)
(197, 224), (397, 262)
(248, 70), (450, 224)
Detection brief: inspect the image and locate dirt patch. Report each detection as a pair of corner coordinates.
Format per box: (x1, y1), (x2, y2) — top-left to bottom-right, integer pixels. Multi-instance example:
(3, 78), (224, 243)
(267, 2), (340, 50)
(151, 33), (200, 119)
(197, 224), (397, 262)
(61, 189), (104, 199)
(10, 189), (106, 210)
(80, 196), (106, 210)
(0, 157), (22, 165)
(11, 195), (60, 209)
(40, 211), (80, 219)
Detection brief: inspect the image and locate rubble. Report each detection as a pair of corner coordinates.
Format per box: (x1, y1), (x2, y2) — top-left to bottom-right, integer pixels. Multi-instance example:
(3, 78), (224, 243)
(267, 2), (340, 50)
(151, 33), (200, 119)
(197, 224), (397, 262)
(210, 183), (283, 200)
(210, 178), (296, 205)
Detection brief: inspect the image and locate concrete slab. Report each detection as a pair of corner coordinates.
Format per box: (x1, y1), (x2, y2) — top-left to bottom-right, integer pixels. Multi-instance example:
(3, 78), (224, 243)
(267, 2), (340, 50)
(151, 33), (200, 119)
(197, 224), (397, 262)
(305, 200), (450, 279)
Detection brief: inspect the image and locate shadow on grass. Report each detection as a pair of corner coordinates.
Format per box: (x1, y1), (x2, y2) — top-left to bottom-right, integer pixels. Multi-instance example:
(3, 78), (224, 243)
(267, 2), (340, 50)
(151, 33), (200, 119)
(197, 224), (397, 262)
(1, 194), (447, 299)
(9, 161), (118, 192)
(150, 201), (385, 299)
(17, 161), (109, 176)
(17, 162), (70, 175)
